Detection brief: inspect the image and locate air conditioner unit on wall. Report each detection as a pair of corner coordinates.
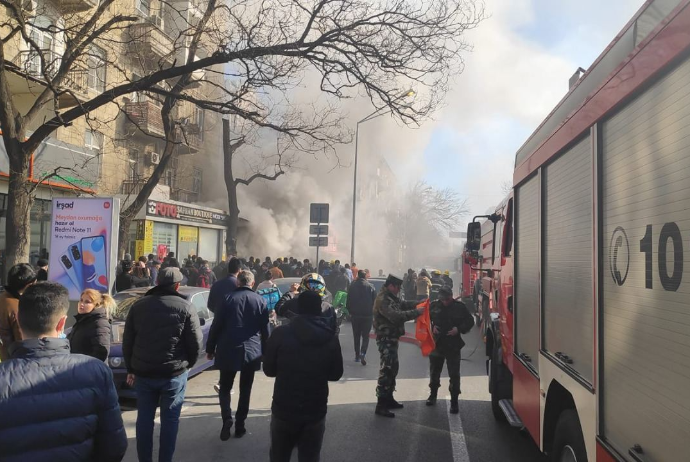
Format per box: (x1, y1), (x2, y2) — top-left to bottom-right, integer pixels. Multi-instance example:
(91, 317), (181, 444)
(147, 151), (161, 165)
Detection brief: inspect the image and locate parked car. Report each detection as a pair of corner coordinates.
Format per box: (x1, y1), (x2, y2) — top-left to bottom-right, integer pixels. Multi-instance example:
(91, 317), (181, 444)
(107, 286), (214, 398)
(367, 277), (387, 294)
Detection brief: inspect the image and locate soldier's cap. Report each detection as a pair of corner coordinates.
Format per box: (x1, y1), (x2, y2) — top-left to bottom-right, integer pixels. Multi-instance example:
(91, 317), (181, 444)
(385, 274), (404, 287)
(439, 286), (453, 298)
(158, 267), (184, 286)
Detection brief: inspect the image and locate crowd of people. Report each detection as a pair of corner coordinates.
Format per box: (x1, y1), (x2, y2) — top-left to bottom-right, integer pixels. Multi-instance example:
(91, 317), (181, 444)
(0, 252), (472, 462)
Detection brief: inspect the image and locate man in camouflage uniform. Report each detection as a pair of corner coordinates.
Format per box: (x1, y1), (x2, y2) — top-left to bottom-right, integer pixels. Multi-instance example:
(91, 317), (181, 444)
(373, 274), (425, 418)
(425, 286), (475, 414)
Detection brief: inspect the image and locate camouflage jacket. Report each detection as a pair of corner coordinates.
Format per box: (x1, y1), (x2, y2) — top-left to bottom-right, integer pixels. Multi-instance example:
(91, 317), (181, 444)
(373, 289), (421, 339)
(429, 299), (474, 354)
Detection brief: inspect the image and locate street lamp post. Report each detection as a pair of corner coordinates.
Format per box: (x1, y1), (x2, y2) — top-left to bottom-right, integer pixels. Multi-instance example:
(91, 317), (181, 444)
(350, 90), (415, 265)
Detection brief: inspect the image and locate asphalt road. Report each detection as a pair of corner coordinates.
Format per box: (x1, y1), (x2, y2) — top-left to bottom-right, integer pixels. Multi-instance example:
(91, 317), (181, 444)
(119, 320), (546, 462)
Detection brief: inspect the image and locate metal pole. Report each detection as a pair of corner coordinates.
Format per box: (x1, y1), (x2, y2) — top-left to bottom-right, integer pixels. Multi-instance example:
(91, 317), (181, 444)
(350, 123), (359, 265)
(316, 222), (320, 273)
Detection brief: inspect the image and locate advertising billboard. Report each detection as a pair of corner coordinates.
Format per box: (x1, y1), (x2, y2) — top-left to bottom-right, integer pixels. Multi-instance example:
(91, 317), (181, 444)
(48, 198), (120, 300)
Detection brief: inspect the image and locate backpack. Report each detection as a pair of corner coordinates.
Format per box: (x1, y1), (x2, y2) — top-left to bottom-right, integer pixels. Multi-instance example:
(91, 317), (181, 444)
(257, 286), (281, 311)
(197, 272), (211, 288)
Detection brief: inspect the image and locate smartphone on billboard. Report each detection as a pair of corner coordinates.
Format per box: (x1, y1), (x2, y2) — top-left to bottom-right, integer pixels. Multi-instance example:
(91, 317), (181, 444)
(81, 236), (108, 291)
(59, 252), (82, 292)
(67, 242), (84, 289)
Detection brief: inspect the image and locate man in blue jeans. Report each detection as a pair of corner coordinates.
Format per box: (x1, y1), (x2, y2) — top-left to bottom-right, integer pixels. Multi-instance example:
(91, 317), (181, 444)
(123, 267), (203, 462)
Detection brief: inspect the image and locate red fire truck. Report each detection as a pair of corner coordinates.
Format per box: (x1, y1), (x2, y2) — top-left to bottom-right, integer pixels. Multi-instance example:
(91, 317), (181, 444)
(458, 243), (480, 302)
(466, 1), (690, 461)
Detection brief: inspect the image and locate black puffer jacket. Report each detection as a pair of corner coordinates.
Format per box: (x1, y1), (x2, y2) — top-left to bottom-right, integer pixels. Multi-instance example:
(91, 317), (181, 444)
(122, 285), (203, 378)
(263, 315), (343, 424)
(0, 338), (127, 462)
(346, 277), (377, 317)
(67, 307), (111, 361)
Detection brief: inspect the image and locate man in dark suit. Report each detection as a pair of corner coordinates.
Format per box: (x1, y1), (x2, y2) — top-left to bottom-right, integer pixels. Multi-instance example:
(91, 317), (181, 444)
(206, 270), (269, 440)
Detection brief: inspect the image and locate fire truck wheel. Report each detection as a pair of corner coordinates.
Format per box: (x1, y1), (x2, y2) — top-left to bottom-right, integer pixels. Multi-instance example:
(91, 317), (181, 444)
(489, 349), (506, 422)
(551, 409), (587, 462)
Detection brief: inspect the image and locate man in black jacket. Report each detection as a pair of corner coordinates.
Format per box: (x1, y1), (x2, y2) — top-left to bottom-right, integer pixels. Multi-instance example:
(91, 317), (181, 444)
(123, 267), (203, 462)
(206, 270), (269, 440)
(264, 290), (343, 462)
(425, 287), (475, 414)
(346, 270), (377, 365)
(0, 282), (127, 462)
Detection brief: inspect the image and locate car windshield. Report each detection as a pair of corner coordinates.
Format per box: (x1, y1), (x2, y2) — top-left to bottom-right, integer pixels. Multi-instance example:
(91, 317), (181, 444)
(111, 293), (142, 321)
(273, 278), (332, 303)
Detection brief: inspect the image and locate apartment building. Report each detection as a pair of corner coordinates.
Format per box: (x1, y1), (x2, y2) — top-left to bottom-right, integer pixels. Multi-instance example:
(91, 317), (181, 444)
(1, 0), (228, 265)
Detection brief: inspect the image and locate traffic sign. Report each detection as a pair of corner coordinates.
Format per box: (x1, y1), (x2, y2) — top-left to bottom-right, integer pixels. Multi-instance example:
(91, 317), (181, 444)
(310, 225), (329, 236)
(309, 236), (328, 247)
(310, 203), (330, 224)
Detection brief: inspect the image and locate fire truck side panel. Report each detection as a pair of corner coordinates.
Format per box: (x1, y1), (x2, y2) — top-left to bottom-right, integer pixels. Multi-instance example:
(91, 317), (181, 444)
(543, 136), (594, 384)
(514, 174), (541, 441)
(600, 52), (690, 462)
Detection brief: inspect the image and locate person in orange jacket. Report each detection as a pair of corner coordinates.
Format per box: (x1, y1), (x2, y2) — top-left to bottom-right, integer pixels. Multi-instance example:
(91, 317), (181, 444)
(425, 286), (474, 414)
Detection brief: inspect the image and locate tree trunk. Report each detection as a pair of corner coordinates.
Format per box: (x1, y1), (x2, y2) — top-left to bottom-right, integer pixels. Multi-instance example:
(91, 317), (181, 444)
(118, 214), (133, 261)
(4, 141), (33, 274)
(222, 118), (239, 257)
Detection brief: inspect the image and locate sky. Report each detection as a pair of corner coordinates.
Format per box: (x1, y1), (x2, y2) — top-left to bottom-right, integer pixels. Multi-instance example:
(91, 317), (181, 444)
(399, 0), (645, 222)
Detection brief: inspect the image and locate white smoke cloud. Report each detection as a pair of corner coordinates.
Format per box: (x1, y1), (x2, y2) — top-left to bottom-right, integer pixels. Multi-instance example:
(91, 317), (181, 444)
(208, 0), (644, 272)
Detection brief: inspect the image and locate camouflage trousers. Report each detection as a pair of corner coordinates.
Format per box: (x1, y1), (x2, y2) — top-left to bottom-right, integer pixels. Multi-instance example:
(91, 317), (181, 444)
(376, 337), (399, 399)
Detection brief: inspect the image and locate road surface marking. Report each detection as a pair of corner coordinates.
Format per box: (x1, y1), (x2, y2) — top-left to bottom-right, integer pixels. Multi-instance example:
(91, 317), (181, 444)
(446, 396), (471, 462)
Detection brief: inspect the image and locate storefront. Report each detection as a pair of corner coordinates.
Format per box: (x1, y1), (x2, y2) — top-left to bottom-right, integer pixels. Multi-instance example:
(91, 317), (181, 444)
(130, 199), (228, 267)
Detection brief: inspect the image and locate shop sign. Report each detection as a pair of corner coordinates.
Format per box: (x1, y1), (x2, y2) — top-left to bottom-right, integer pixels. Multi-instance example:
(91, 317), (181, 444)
(48, 198), (120, 301)
(147, 200), (227, 225)
(135, 220), (154, 258)
(179, 225), (199, 243)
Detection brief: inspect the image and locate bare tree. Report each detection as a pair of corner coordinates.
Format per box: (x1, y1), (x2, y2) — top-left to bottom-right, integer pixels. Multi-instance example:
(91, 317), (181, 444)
(396, 181), (469, 266)
(0, 0), (484, 270)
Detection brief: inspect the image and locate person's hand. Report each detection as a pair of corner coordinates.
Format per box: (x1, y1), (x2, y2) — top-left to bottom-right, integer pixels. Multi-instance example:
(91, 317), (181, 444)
(417, 306), (426, 315)
(447, 327), (459, 336)
(432, 325), (440, 335)
(206, 352), (215, 360)
(126, 374), (136, 387)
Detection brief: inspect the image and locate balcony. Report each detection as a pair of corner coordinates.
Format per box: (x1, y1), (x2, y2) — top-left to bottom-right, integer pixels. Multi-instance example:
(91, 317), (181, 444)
(124, 100), (165, 137)
(55, 0), (98, 13)
(10, 50), (90, 108)
(128, 21), (174, 64)
(175, 125), (202, 153)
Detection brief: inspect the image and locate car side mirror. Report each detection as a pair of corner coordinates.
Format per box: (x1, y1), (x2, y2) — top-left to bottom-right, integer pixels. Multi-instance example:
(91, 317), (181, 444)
(466, 222), (481, 252)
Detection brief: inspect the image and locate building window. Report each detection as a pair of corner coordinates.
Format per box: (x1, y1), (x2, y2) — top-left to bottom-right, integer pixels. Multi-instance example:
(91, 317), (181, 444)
(136, 0), (150, 16)
(86, 46), (106, 93)
(85, 130), (104, 152)
(164, 156), (178, 188)
(127, 149), (139, 181)
(194, 108), (205, 141)
(26, 17), (57, 77)
(192, 167), (202, 194)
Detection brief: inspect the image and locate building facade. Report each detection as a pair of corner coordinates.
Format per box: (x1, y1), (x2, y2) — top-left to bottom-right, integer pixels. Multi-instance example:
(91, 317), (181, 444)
(0, 0), (229, 267)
